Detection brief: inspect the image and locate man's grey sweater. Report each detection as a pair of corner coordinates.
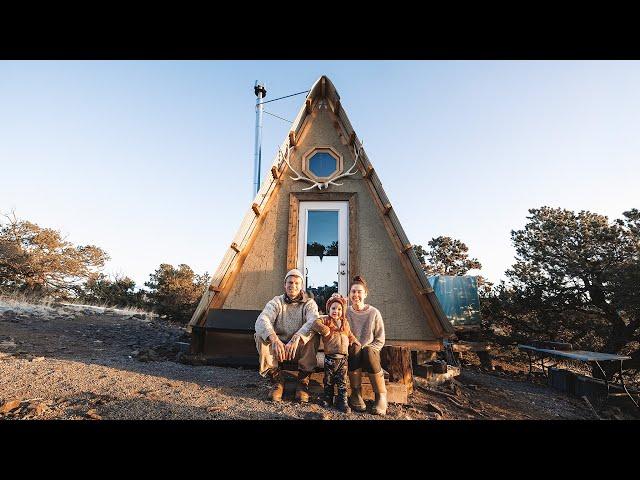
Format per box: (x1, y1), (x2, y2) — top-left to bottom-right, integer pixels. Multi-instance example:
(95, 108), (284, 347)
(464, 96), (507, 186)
(255, 294), (319, 344)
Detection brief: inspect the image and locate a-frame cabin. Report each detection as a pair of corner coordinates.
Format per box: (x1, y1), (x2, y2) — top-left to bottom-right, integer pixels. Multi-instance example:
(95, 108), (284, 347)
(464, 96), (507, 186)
(188, 75), (454, 364)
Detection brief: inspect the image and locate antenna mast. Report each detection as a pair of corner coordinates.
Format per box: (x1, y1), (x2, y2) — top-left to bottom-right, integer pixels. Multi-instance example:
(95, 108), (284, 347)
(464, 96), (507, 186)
(253, 81), (267, 197)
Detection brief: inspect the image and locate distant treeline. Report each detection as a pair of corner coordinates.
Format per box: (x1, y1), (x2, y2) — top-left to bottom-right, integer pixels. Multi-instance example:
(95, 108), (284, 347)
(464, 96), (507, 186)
(0, 212), (209, 323)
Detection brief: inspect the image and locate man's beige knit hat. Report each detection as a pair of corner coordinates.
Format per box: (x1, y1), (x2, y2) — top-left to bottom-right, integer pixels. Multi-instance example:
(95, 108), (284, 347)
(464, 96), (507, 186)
(284, 269), (304, 282)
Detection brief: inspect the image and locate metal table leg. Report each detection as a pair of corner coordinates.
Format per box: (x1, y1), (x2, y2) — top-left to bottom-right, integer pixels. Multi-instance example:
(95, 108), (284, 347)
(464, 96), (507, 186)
(618, 360), (639, 409)
(526, 351), (533, 379)
(594, 360), (610, 410)
(540, 355), (548, 377)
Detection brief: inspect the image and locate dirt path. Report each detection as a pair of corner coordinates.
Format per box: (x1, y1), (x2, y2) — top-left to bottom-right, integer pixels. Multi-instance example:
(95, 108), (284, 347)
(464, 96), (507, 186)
(0, 300), (605, 420)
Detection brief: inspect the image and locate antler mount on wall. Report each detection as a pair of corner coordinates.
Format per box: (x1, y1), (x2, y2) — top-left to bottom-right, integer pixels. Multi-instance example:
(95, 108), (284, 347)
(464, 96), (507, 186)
(284, 142), (363, 191)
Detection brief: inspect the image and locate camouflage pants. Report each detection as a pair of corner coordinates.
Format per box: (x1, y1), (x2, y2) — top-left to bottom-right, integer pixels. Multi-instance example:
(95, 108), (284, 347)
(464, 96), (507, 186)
(323, 353), (348, 398)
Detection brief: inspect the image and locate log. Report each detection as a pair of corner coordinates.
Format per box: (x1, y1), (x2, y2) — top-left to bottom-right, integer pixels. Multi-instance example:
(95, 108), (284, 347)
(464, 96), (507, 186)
(380, 345), (413, 394)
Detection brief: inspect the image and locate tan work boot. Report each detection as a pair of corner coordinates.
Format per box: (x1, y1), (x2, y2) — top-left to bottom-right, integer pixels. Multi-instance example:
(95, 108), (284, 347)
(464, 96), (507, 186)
(348, 369), (367, 412)
(368, 370), (388, 416)
(295, 370), (312, 403)
(268, 369), (284, 402)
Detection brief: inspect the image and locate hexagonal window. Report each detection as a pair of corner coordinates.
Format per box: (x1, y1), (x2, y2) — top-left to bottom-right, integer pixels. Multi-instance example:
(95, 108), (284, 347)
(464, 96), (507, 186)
(308, 152), (338, 178)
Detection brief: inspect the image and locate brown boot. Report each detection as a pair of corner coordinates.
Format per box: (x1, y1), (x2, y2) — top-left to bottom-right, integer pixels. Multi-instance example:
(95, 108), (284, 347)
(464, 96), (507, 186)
(348, 369), (367, 412)
(268, 369), (284, 402)
(368, 371), (388, 416)
(295, 370), (312, 403)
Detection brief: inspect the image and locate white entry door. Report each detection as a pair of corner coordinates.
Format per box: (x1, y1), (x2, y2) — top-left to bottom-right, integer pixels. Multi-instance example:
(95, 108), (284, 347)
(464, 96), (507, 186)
(297, 201), (349, 313)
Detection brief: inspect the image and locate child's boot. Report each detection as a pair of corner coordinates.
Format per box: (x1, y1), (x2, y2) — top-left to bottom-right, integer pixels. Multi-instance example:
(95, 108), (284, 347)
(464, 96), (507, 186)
(321, 385), (334, 408)
(335, 391), (351, 414)
(347, 369), (367, 412)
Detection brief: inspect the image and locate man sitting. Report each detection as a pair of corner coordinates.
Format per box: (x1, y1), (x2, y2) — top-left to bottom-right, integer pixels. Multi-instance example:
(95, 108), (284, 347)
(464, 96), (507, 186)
(254, 269), (320, 402)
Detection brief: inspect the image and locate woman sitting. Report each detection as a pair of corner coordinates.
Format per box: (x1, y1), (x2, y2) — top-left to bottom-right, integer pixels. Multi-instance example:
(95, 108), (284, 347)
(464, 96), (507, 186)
(346, 275), (387, 416)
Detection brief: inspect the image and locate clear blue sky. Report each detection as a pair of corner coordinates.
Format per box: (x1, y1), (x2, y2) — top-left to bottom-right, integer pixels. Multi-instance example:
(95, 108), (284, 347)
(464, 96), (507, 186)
(1, 61), (639, 288)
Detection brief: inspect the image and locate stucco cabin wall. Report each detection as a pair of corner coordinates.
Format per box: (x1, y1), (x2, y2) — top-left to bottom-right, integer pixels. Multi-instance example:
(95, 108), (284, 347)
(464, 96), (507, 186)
(222, 106), (436, 341)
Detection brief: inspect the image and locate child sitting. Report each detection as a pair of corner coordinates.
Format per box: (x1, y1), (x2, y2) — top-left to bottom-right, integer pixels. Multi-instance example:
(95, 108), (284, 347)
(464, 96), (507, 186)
(312, 293), (359, 413)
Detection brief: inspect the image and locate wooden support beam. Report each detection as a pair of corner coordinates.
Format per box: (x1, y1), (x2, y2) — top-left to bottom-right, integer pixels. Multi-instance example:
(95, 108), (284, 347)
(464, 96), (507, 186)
(230, 242), (240, 253)
(271, 165), (279, 180)
(363, 165), (374, 179)
(286, 194), (300, 271)
(252, 203), (261, 216)
(383, 203), (392, 215)
(288, 131), (296, 146)
(305, 98), (312, 114)
(332, 99), (341, 115)
(402, 243), (413, 253)
(349, 131), (357, 146)
(419, 287), (435, 295)
(386, 339), (444, 352)
(208, 285), (221, 293)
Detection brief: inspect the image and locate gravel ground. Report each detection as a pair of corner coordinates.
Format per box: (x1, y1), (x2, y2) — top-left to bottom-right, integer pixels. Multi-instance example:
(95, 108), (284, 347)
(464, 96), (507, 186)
(0, 299), (623, 420)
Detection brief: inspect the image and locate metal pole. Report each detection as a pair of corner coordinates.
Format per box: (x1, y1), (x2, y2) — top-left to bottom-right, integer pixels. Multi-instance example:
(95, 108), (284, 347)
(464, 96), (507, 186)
(253, 81), (267, 197)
